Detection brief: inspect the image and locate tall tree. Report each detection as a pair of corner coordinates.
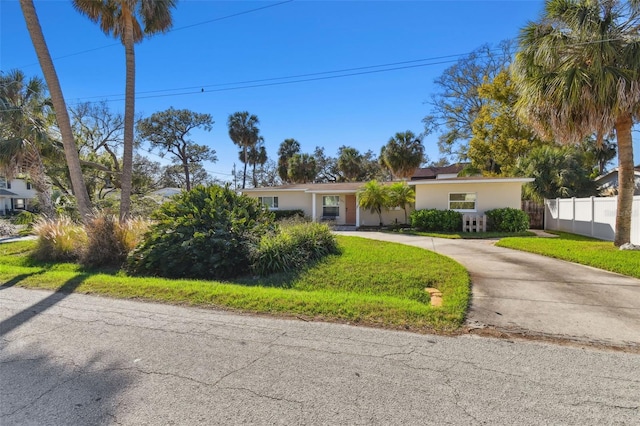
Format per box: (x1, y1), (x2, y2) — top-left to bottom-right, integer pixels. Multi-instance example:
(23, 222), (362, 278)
(379, 131), (425, 180)
(287, 153), (316, 183)
(357, 180), (390, 227)
(468, 69), (552, 175)
(337, 146), (364, 181)
(137, 107), (216, 191)
(513, 0), (640, 246)
(423, 40), (515, 160)
(227, 111), (260, 189)
(515, 145), (597, 202)
(19, 0), (92, 220)
(73, 0), (176, 221)
(0, 69), (56, 217)
(242, 136), (267, 188)
(313, 146), (339, 183)
(277, 138), (301, 183)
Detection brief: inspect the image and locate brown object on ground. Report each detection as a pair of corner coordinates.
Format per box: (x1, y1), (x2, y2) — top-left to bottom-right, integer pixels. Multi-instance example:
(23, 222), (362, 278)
(424, 287), (442, 306)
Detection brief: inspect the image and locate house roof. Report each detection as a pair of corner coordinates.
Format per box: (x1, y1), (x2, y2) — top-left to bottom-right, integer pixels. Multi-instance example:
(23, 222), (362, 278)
(408, 177), (534, 185)
(241, 182), (371, 194)
(0, 189), (19, 197)
(594, 167), (640, 183)
(410, 163), (468, 180)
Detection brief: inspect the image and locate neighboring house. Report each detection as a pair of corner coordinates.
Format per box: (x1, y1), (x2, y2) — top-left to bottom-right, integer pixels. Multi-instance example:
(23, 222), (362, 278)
(242, 173), (533, 227)
(594, 166), (640, 196)
(0, 177), (37, 215)
(410, 163), (469, 181)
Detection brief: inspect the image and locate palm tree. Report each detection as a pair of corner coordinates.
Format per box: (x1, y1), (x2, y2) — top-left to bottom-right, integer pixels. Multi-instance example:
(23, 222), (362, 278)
(512, 0), (640, 246)
(277, 138), (300, 183)
(0, 70), (56, 217)
(287, 153), (316, 183)
(18, 0), (92, 220)
(244, 137), (267, 188)
(388, 181), (415, 224)
(73, 0), (176, 221)
(357, 180), (390, 227)
(380, 131), (425, 180)
(227, 111), (260, 189)
(337, 146), (363, 181)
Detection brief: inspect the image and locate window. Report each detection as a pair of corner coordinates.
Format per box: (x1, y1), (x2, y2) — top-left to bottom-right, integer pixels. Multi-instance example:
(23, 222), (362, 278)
(0, 178), (7, 189)
(258, 196), (278, 209)
(322, 196), (340, 217)
(15, 199), (25, 209)
(449, 193), (476, 211)
(27, 182), (32, 190)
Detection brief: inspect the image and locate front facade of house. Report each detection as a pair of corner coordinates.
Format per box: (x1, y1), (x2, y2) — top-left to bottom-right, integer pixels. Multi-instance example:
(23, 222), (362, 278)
(242, 175), (533, 227)
(0, 177), (37, 215)
(595, 167), (640, 196)
(242, 183), (407, 226)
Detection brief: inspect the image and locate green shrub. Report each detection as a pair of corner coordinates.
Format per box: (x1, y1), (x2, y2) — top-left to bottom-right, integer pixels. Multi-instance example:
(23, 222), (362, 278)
(273, 209), (305, 221)
(127, 185), (276, 279)
(80, 213), (151, 269)
(410, 209), (462, 232)
(485, 208), (530, 232)
(32, 216), (86, 262)
(251, 222), (339, 276)
(10, 211), (38, 226)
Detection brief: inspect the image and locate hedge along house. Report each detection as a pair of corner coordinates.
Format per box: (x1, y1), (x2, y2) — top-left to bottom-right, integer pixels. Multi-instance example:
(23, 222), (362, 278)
(241, 182), (407, 227)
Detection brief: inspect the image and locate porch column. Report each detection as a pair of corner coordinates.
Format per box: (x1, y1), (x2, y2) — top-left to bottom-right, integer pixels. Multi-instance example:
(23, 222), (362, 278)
(311, 193), (317, 222)
(355, 194), (360, 227)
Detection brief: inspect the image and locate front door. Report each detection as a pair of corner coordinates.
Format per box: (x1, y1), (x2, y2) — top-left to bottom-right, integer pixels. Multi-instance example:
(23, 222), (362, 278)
(345, 194), (356, 225)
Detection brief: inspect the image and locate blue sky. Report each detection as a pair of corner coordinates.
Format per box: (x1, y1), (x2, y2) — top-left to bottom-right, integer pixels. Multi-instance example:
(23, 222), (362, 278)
(3, 0), (636, 183)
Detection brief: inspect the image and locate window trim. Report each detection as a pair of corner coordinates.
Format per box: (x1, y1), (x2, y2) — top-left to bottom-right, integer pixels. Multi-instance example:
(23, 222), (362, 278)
(257, 196), (279, 210)
(448, 192), (477, 212)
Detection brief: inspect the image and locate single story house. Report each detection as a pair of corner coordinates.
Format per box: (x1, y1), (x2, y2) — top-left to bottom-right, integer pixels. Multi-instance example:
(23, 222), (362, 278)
(241, 172), (533, 227)
(0, 177), (37, 216)
(594, 166), (640, 196)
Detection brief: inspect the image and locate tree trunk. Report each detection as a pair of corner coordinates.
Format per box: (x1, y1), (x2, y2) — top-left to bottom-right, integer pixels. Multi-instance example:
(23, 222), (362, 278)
(19, 0), (92, 221)
(119, 8), (135, 222)
(183, 161), (191, 191)
(242, 146), (248, 189)
(613, 113), (635, 246)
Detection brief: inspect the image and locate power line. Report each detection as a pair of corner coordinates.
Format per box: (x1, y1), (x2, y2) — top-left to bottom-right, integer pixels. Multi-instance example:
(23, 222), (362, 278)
(14, 0), (295, 69)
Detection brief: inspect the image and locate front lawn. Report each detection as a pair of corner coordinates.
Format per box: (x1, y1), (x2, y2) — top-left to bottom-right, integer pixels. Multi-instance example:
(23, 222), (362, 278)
(496, 232), (640, 279)
(0, 236), (470, 332)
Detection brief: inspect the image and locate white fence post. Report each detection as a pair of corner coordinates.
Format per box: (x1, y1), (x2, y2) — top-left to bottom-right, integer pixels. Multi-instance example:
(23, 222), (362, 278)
(571, 197), (576, 233)
(556, 198), (560, 230)
(590, 196), (595, 237)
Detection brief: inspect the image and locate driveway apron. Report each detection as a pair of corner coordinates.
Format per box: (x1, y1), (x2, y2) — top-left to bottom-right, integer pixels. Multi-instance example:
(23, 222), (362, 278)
(336, 232), (640, 347)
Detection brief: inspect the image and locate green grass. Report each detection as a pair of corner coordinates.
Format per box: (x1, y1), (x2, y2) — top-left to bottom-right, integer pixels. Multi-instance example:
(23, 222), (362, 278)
(496, 231), (640, 279)
(389, 229), (536, 239)
(0, 236), (470, 332)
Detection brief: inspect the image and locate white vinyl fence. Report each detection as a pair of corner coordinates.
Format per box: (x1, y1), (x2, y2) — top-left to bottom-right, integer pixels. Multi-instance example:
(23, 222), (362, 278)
(544, 196), (640, 244)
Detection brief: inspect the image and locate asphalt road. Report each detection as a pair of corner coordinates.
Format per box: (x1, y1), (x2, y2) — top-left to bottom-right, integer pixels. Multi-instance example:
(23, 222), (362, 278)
(336, 232), (640, 348)
(1, 287), (639, 425)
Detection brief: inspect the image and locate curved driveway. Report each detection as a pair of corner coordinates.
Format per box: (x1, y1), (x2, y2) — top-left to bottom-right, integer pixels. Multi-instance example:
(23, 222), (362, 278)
(336, 232), (640, 347)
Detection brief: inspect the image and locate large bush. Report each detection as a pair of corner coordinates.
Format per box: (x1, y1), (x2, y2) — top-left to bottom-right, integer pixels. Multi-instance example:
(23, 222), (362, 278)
(485, 208), (530, 232)
(251, 222), (339, 276)
(127, 185), (276, 279)
(32, 216), (87, 262)
(80, 213), (150, 268)
(410, 209), (462, 232)
(272, 209), (305, 221)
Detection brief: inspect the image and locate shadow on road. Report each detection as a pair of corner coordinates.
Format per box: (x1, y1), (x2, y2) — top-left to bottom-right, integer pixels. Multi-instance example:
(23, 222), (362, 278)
(0, 343), (133, 425)
(0, 273), (89, 337)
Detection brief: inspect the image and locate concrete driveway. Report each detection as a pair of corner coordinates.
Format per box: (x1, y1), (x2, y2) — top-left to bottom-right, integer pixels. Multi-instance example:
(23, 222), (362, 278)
(336, 232), (640, 348)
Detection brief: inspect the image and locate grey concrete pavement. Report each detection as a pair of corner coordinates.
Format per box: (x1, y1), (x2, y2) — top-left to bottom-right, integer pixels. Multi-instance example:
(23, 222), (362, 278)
(337, 232), (640, 347)
(1, 287), (639, 425)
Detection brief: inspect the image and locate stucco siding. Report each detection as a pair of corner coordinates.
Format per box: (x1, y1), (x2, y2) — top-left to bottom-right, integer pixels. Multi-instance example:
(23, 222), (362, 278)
(414, 182), (522, 214)
(359, 206), (412, 226)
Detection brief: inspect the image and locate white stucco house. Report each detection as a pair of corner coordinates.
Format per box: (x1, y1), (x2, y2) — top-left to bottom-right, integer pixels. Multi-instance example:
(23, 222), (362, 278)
(0, 177), (37, 216)
(241, 166), (533, 227)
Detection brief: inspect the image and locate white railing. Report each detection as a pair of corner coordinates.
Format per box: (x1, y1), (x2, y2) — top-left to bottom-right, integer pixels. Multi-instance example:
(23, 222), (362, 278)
(544, 196), (640, 244)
